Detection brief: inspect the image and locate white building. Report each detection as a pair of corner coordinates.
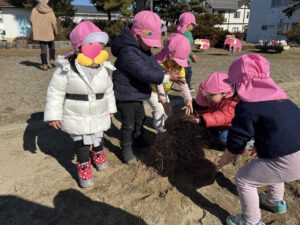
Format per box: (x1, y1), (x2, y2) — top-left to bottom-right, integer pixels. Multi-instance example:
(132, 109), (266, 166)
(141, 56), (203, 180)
(246, 0), (298, 43)
(205, 0), (250, 34)
(0, 0), (31, 42)
(73, 5), (122, 23)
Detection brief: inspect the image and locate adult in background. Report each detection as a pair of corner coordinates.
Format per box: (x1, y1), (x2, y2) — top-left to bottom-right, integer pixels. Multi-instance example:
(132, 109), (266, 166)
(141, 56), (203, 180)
(30, 0), (58, 71)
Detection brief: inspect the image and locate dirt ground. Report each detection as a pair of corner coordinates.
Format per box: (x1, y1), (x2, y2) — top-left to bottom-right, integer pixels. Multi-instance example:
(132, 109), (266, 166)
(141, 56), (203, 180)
(0, 47), (300, 225)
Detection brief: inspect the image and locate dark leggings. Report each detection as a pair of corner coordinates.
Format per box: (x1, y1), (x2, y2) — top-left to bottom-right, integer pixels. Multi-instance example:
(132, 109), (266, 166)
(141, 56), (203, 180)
(184, 66), (193, 89)
(75, 140), (103, 163)
(117, 101), (145, 146)
(39, 41), (55, 64)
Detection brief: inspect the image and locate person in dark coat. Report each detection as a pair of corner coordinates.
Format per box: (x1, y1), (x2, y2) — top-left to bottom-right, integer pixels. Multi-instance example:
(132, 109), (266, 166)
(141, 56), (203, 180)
(111, 10), (184, 164)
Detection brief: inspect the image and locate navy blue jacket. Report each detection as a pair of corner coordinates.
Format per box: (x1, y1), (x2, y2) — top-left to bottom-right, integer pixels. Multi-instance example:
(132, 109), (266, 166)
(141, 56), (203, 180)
(111, 26), (165, 102)
(227, 100), (300, 159)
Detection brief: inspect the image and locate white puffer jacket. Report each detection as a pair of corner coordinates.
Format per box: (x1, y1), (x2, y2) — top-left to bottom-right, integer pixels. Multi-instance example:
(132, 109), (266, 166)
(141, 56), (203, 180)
(44, 56), (117, 135)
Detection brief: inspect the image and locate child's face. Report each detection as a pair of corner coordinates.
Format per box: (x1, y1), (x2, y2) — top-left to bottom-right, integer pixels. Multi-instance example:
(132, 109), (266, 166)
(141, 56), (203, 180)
(187, 24), (195, 31)
(166, 59), (181, 71)
(137, 36), (151, 51)
(206, 93), (225, 105)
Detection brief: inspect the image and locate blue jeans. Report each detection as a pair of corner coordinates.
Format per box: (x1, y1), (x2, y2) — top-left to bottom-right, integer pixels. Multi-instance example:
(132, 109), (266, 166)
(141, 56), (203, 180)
(217, 130), (228, 146)
(210, 129), (228, 146)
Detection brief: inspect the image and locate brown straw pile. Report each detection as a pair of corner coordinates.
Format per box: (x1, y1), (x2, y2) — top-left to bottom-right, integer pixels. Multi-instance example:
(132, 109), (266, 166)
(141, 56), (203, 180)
(143, 116), (217, 181)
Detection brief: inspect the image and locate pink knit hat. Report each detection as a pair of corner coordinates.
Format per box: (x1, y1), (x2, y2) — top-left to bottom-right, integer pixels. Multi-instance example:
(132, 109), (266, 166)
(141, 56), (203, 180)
(196, 72), (233, 106)
(155, 33), (191, 67)
(69, 21), (109, 50)
(131, 10), (162, 48)
(177, 12), (197, 34)
(228, 54), (288, 102)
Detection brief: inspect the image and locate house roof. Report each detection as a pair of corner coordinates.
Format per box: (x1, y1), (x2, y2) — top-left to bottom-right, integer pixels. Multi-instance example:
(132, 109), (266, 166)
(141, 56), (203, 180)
(73, 5), (120, 15)
(206, 0), (238, 10)
(283, 1), (300, 16)
(0, 0), (16, 8)
(206, 0), (249, 10)
(74, 5), (99, 14)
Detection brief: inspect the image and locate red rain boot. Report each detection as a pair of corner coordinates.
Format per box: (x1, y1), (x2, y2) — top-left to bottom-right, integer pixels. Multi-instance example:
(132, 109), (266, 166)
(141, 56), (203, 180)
(77, 160), (93, 188)
(91, 149), (108, 170)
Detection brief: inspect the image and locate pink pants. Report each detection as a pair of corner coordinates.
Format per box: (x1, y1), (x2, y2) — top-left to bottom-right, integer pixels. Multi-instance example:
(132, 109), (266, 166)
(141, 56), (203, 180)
(235, 150), (300, 223)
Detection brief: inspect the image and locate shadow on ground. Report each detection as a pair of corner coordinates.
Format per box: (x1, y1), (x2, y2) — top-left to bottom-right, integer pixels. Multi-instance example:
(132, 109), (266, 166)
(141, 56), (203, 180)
(0, 189), (148, 225)
(23, 112), (77, 181)
(20, 60), (42, 70)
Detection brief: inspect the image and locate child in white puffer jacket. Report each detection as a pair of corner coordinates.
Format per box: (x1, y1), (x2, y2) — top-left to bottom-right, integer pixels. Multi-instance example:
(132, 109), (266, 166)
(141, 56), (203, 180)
(44, 21), (117, 188)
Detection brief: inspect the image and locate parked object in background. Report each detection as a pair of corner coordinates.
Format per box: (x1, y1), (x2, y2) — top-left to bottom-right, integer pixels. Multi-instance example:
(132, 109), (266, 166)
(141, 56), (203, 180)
(224, 35), (243, 53)
(0, 30), (6, 42)
(256, 39), (290, 53)
(194, 39), (210, 51)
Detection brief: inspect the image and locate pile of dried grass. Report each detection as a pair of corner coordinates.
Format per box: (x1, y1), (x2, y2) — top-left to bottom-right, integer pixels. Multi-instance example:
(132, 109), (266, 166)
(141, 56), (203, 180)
(143, 116), (217, 181)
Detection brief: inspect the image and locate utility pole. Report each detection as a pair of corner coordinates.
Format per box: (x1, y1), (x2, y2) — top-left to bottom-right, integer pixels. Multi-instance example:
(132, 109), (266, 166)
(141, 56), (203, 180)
(149, 0), (153, 11)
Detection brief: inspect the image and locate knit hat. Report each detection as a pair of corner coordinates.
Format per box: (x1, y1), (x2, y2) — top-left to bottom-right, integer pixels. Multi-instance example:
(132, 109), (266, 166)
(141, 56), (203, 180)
(228, 54), (288, 102)
(69, 21), (109, 51)
(155, 33), (191, 67)
(131, 10), (162, 48)
(177, 12), (197, 34)
(196, 72), (233, 106)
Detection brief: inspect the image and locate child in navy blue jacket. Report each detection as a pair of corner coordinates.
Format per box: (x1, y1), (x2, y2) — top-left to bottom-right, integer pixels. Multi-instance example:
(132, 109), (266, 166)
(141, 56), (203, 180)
(111, 11), (184, 164)
(217, 54), (300, 225)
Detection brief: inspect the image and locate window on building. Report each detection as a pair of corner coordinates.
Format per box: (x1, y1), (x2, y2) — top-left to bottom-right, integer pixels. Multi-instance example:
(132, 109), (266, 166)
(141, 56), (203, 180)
(233, 11), (240, 18)
(246, 11), (250, 19)
(232, 27), (239, 32)
(261, 25), (268, 30)
(271, 0), (289, 7)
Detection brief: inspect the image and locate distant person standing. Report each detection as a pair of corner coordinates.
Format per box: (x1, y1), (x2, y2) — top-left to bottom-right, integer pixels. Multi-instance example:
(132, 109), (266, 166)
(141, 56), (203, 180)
(30, 0), (58, 71)
(177, 12), (198, 92)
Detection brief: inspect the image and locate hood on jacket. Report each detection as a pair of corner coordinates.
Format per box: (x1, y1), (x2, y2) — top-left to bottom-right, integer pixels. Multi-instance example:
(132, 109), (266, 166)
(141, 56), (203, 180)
(111, 26), (143, 57)
(36, 3), (53, 14)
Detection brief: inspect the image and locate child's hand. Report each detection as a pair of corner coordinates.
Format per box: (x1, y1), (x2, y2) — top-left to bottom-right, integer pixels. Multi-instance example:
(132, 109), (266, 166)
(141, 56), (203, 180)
(159, 97), (167, 104)
(183, 100), (193, 115)
(183, 115), (200, 124)
(217, 149), (237, 169)
(110, 113), (114, 118)
(191, 55), (198, 63)
(49, 120), (62, 130)
(162, 102), (172, 117)
(243, 147), (257, 157)
(169, 70), (185, 85)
